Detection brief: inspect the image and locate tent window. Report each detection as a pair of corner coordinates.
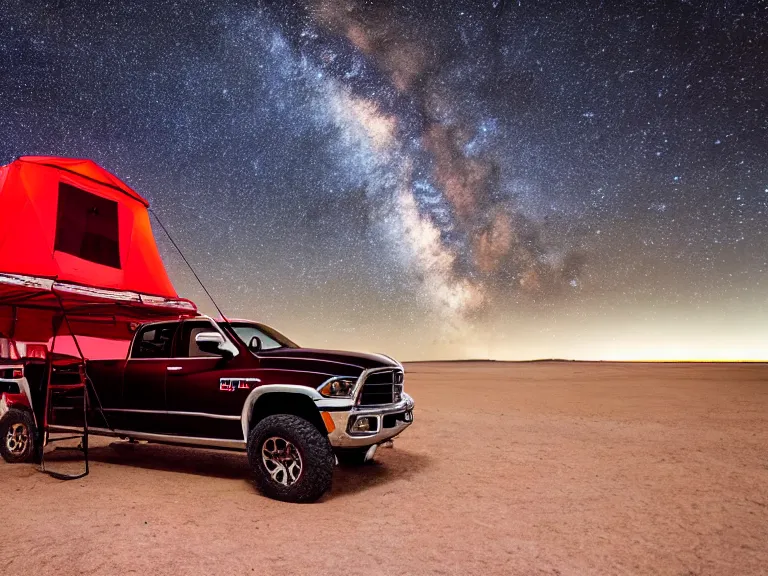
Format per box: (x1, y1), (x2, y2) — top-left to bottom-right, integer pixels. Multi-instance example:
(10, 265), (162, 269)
(54, 183), (120, 269)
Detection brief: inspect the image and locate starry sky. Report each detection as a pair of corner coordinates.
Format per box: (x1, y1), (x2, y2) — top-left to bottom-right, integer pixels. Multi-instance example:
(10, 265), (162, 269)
(2, 0), (767, 360)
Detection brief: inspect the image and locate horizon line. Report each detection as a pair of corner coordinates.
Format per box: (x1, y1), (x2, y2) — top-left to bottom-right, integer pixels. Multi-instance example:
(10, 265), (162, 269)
(400, 358), (768, 364)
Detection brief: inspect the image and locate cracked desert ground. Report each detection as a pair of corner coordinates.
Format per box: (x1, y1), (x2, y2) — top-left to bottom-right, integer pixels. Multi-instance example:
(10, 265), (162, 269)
(3, 361), (767, 575)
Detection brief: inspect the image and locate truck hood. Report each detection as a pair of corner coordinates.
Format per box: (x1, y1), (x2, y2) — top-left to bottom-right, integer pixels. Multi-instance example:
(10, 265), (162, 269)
(257, 347), (400, 377)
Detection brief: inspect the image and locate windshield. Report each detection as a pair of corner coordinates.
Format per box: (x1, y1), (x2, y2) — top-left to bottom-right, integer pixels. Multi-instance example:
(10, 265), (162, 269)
(228, 322), (299, 351)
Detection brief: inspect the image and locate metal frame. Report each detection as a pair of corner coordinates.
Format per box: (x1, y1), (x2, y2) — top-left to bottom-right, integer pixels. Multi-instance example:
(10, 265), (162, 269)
(0, 273), (196, 313)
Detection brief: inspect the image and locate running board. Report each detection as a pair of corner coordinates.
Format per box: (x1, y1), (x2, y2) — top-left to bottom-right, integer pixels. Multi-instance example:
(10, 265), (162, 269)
(49, 425), (247, 451)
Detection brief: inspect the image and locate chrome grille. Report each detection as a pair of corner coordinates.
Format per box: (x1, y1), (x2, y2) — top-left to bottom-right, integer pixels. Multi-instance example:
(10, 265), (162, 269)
(358, 369), (404, 406)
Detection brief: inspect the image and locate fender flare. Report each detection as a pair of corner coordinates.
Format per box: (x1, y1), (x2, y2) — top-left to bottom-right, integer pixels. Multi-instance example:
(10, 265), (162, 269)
(240, 384), (325, 441)
(0, 392), (34, 422)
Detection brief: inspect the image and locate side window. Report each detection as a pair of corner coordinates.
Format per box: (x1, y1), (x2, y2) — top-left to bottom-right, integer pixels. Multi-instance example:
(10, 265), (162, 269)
(180, 321), (222, 358)
(232, 326), (283, 351)
(131, 323), (177, 359)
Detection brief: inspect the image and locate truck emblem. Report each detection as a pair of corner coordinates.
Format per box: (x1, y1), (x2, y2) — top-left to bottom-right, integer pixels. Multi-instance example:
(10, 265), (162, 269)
(219, 377), (260, 392)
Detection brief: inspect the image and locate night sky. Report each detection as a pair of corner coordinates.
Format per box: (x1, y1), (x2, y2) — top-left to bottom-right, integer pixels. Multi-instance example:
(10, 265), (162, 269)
(2, 1), (767, 360)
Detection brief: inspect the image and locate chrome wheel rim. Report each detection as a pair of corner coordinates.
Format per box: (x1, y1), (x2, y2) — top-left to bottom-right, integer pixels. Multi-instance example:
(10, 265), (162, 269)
(261, 436), (303, 486)
(6, 422), (29, 455)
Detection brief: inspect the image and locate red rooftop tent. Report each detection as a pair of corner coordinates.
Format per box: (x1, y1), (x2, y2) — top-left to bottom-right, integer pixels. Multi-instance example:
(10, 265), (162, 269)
(0, 156), (197, 478)
(0, 156), (196, 342)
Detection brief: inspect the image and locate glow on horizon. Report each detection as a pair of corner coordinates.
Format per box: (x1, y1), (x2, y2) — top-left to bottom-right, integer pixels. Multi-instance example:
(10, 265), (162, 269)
(484, 337), (768, 363)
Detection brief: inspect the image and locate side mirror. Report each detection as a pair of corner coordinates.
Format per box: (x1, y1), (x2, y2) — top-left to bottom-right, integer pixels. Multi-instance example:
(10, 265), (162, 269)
(195, 331), (233, 358)
(248, 336), (262, 353)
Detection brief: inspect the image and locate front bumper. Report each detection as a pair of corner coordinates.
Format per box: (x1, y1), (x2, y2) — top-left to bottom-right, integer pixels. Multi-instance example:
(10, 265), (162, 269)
(325, 393), (414, 448)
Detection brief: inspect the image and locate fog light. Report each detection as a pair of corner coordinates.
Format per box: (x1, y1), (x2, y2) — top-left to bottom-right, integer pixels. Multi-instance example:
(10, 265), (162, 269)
(351, 416), (377, 434)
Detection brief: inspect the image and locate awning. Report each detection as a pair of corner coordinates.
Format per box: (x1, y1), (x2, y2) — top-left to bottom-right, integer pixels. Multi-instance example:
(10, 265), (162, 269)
(0, 157), (197, 342)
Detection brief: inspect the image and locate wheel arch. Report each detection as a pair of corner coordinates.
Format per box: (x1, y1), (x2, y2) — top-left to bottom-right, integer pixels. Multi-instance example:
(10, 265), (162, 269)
(241, 385), (326, 441)
(0, 393), (35, 421)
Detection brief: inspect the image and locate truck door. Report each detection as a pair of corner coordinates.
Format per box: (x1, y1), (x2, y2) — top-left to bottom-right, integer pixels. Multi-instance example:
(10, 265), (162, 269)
(119, 321), (179, 434)
(164, 319), (245, 440)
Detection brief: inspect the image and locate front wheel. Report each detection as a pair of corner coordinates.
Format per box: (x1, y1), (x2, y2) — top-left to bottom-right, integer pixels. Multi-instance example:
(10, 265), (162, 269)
(0, 408), (37, 464)
(247, 414), (334, 503)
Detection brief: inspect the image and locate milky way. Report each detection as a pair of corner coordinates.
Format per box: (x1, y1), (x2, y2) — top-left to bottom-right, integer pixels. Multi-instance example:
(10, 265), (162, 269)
(1, 1), (766, 359)
(269, 1), (588, 321)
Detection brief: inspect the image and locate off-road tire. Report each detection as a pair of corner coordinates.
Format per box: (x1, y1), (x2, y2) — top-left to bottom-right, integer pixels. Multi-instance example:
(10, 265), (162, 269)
(335, 446), (374, 466)
(0, 408), (37, 464)
(248, 414), (334, 503)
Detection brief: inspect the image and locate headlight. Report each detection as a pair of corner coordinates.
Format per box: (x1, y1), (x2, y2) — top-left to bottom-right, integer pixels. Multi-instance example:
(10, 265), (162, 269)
(394, 371), (404, 402)
(318, 377), (356, 398)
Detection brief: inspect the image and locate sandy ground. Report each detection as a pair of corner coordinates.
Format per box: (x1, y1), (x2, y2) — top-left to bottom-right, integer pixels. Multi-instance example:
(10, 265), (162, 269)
(2, 362), (768, 575)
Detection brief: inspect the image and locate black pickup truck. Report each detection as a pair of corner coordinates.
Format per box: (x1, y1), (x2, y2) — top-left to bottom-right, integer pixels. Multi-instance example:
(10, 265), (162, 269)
(43, 316), (414, 502)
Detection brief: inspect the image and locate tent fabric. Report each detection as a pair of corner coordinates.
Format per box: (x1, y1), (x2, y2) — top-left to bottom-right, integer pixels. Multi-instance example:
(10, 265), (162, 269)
(0, 156), (174, 296)
(0, 156), (197, 342)
(15, 156), (148, 206)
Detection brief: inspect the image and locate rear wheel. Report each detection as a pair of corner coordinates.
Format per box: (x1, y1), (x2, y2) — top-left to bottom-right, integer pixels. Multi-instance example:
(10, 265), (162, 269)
(247, 414), (334, 503)
(0, 409), (36, 464)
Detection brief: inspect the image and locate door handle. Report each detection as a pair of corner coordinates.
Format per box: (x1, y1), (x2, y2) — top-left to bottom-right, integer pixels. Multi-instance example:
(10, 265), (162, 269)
(167, 366), (183, 371)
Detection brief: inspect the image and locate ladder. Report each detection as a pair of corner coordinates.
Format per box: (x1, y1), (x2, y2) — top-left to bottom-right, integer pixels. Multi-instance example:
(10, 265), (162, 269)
(41, 358), (89, 480)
